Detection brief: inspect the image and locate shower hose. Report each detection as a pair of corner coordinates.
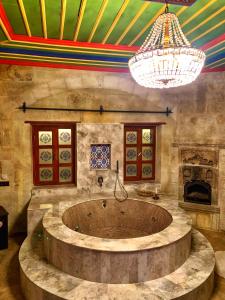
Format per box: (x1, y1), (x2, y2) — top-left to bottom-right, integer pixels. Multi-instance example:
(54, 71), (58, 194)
(113, 161), (128, 202)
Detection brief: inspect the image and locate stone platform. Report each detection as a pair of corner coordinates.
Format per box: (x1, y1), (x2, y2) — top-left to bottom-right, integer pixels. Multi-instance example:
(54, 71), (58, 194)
(20, 193), (215, 300)
(20, 229), (214, 300)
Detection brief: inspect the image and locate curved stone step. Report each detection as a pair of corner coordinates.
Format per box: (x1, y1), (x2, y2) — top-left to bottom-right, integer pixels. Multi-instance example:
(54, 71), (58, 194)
(19, 229), (215, 300)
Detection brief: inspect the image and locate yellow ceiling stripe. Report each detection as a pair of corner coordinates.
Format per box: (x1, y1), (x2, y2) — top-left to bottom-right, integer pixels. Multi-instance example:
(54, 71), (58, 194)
(60, 0), (67, 40)
(186, 5), (225, 37)
(128, 5), (165, 46)
(17, 0), (32, 36)
(40, 0), (47, 38)
(88, 0), (109, 43)
(181, 0), (217, 29)
(206, 57), (225, 68)
(205, 40), (225, 53)
(191, 18), (225, 43)
(0, 53), (127, 67)
(115, 2), (150, 45)
(73, 0), (87, 41)
(0, 19), (11, 40)
(176, 6), (188, 17)
(3, 41), (132, 57)
(102, 0), (130, 44)
(206, 45), (225, 58)
(6, 39), (135, 54)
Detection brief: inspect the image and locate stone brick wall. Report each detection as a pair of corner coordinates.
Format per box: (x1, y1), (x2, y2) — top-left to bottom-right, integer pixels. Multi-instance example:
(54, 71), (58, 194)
(0, 64), (224, 233)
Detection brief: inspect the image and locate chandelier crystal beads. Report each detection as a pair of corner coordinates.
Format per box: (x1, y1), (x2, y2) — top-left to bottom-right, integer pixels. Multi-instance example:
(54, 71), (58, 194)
(129, 10), (206, 89)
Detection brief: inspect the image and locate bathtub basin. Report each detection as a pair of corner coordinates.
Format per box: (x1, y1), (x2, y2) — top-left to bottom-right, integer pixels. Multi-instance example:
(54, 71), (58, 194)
(63, 199), (172, 238)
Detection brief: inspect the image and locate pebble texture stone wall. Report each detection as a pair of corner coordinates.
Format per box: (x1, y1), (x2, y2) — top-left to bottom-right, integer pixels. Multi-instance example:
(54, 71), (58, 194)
(0, 64), (224, 233)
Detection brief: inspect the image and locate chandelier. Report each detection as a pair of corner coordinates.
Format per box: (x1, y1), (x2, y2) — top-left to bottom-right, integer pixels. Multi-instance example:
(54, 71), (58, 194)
(128, 3), (206, 89)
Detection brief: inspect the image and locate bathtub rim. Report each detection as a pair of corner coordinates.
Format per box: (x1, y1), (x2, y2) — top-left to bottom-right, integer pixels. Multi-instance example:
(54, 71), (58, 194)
(42, 196), (192, 253)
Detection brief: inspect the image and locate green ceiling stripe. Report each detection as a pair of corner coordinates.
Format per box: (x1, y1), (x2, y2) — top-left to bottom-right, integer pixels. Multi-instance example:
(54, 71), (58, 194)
(45, 0), (61, 39)
(1, 0), (26, 35)
(91, 0), (124, 43)
(119, 3), (160, 46)
(77, 0), (103, 42)
(105, 0), (144, 45)
(0, 27), (7, 41)
(206, 41), (225, 56)
(21, 0), (43, 37)
(63, 0), (81, 40)
(177, 0), (211, 25)
(182, 2), (225, 36)
(193, 24), (225, 48)
(188, 12), (225, 45)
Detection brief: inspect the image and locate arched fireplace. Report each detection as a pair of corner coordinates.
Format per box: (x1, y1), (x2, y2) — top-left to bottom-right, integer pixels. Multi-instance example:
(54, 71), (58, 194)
(184, 180), (211, 205)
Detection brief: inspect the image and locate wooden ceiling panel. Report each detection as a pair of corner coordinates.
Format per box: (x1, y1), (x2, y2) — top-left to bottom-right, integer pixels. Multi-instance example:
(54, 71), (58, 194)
(0, 0), (224, 73)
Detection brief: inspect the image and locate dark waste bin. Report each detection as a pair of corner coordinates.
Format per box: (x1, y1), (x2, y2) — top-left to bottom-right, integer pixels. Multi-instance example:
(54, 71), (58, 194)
(0, 206), (8, 249)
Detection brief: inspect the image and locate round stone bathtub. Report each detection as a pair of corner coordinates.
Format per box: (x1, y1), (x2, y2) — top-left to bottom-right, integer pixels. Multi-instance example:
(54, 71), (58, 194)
(43, 198), (192, 284)
(62, 199), (172, 239)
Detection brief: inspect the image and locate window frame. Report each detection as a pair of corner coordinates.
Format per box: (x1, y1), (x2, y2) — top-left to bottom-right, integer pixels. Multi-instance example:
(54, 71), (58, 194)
(124, 123), (156, 182)
(31, 122), (76, 186)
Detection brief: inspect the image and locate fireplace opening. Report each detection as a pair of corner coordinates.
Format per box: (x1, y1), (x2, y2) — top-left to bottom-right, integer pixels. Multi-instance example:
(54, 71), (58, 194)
(184, 180), (211, 205)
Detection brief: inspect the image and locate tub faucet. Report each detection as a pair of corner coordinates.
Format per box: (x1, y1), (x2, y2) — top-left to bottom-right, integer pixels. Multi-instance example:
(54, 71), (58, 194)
(98, 176), (103, 187)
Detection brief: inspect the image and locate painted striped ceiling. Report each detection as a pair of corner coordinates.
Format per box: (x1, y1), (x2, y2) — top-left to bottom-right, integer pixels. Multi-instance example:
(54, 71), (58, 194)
(0, 0), (224, 73)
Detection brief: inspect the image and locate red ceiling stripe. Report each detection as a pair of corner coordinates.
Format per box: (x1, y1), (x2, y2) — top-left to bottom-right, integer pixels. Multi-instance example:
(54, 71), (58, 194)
(0, 59), (130, 73)
(0, 1), (14, 37)
(200, 33), (225, 51)
(203, 66), (225, 73)
(0, 58), (223, 73)
(12, 34), (139, 52)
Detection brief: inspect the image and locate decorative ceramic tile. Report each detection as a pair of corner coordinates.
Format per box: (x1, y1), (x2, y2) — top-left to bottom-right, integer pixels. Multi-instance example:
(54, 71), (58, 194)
(142, 163), (153, 178)
(126, 147), (137, 161)
(59, 167), (72, 182)
(58, 129), (71, 145)
(38, 131), (52, 146)
(90, 144), (111, 169)
(59, 148), (72, 163)
(142, 146), (153, 161)
(126, 164), (137, 176)
(39, 149), (53, 164)
(39, 167), (53, 181)
(142, 129), (152, 144)
(126, 131), (137, 144)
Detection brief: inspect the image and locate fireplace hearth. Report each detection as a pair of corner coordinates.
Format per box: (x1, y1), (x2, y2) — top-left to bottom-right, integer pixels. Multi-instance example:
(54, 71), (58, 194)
(184, 180), (211, 205)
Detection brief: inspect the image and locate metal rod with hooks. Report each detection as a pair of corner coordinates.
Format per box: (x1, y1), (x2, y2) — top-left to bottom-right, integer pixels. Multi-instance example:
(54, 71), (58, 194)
(18, 102), (172, 117)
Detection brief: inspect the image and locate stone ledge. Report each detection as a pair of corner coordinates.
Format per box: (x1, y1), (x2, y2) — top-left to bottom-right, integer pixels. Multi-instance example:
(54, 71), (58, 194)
(179, 201), (220, 213)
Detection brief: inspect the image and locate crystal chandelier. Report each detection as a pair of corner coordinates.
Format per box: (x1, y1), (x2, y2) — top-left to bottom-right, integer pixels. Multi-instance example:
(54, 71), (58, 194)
(128, 3), (206, 89)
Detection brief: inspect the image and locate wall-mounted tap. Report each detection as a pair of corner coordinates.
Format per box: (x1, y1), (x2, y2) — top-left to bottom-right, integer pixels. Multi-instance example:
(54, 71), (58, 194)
(75, 225), (80, 232)
(97, 176), (103, 187)
(102, 199), (107, 208)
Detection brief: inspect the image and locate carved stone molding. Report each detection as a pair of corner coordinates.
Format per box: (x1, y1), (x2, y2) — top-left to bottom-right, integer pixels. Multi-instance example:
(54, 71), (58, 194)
(181, 149), (217, 167)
